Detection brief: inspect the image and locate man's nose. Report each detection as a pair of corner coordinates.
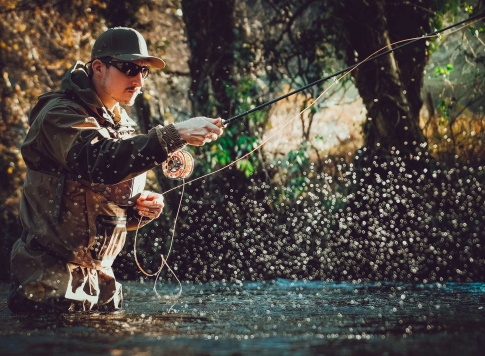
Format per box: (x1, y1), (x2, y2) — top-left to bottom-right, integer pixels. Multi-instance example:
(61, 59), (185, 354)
(132, 73), (144, 87)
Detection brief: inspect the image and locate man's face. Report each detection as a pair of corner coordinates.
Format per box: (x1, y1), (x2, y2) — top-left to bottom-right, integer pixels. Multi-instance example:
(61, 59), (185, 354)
(96, 59), (148, 108)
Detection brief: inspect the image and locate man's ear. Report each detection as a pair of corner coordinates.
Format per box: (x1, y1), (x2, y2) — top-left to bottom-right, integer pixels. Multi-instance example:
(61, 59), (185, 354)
(91, 59), (104, 76)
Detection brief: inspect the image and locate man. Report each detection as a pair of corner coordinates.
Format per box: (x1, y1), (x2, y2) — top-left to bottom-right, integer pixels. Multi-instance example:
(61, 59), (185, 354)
(7, 27), (223, 313)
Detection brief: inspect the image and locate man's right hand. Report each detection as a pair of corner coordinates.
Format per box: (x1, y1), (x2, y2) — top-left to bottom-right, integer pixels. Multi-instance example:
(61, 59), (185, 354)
(174, 117), (224, 146)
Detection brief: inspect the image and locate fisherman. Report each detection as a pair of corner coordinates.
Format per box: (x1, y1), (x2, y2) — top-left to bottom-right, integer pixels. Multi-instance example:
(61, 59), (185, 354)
(7, 27), (223, 313)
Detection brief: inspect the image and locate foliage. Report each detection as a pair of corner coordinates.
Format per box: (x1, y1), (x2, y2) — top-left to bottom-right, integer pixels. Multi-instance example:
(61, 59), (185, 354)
(1, 0), (485, 286)
(421, 12), (485, 166)
(272, 145), (311, 201)
(99, 0), (150, 27)
(0, 0), (108, 281)
(434, 64), (455, 77)
(192, 77), (270, 178)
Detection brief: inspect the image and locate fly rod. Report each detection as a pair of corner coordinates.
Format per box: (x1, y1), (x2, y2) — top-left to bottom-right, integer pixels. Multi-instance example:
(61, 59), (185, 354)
(164, 12), (484, 180)
(222, 12), (485, 126)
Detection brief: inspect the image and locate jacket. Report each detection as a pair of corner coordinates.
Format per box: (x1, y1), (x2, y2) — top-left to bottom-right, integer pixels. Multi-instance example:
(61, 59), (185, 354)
(8, 61), (185, 312)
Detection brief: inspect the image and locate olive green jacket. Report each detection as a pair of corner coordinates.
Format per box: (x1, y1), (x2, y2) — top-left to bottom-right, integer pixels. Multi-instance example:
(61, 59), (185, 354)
(8, 62), (185, 312)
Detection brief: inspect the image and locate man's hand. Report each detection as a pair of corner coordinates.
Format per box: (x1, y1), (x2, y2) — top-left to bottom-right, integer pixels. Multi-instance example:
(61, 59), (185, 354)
(136, 191), (164, 219)
(174, 117), (224, 146)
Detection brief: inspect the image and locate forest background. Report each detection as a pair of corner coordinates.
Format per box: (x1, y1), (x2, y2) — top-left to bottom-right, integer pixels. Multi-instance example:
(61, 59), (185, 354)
(0, 0), (484, 285)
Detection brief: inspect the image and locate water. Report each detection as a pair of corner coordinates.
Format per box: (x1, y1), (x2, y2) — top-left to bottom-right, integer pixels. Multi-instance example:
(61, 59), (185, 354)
(0, 279), (484, 355)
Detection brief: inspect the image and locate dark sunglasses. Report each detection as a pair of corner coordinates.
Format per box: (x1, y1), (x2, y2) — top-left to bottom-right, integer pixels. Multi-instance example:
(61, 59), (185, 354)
(100, 58), (150, 79)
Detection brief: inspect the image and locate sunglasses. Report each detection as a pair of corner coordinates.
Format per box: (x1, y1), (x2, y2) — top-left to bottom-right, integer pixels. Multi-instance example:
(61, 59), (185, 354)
(100, 58), (150, 79)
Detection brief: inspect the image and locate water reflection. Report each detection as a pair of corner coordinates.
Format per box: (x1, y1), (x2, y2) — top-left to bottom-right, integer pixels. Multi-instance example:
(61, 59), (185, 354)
(1, 280), (483, 355)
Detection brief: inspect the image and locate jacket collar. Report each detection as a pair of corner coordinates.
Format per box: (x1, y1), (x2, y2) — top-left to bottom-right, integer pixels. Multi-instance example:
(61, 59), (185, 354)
(60, 61), (137, 128)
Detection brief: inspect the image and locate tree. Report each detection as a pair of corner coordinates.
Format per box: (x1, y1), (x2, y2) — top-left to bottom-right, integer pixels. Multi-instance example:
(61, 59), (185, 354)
(256, 1), (469, 158)
(336, 0), (430, 157)
(0, 0), (106, 281)
(181, 0), (237, 118)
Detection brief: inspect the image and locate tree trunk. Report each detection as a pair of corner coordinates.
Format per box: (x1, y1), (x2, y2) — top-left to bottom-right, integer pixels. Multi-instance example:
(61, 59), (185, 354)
(342, 0), (429, 157)
(181, 0), (236, 117)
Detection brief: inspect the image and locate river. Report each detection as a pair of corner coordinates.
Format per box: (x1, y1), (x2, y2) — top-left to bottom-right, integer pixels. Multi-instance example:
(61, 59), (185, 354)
(0, 279), (484, 355)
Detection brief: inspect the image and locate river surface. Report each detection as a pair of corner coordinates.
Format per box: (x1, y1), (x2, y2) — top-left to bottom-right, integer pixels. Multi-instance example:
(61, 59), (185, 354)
(0, 279), (484, 355)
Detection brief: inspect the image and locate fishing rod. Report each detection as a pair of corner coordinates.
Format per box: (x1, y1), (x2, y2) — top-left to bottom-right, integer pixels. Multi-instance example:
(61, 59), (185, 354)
(163, 12), (484, 180)
(222, 11), (485, 125)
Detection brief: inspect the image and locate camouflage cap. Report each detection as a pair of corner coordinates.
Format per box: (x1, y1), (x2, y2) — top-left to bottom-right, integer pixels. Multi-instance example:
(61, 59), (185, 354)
(91, 27), (165, 68)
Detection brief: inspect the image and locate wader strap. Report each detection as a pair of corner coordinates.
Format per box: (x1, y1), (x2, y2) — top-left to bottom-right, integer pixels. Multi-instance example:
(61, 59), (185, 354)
(19, 230), (46, 252)
(20, 230), (28, 243)
(53, 172), (66, 221)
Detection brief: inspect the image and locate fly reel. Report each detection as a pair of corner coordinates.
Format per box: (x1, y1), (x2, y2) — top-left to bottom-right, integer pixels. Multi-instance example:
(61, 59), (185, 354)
(162, 149), (194, 180)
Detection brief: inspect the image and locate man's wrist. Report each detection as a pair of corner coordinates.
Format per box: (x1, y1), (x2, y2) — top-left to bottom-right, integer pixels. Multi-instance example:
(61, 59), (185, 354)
(155, 124), (186, 153)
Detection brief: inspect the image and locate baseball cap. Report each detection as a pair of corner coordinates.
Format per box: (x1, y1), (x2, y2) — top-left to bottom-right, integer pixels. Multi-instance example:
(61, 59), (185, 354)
(91, 27), (165, 68)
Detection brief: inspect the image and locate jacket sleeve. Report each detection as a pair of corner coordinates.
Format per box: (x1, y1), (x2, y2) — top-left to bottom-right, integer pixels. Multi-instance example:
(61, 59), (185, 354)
(67, 125), (172, 184)
(23, 99), (186, 184)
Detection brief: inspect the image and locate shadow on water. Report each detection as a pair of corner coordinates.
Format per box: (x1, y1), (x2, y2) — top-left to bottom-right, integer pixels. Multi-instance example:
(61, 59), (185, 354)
(0, 279), (484, 355)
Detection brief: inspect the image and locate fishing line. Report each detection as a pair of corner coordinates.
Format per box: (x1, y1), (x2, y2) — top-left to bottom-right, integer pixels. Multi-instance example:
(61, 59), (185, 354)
(144, 33), (435, 294)
(137, 12), (484, 298)
(133, 180), (185, 300)
(161, 12), (485, 194)
(223, 11), (485, 125)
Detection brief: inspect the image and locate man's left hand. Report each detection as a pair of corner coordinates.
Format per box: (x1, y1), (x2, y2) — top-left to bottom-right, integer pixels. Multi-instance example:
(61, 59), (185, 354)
(136, 191), (164, 219)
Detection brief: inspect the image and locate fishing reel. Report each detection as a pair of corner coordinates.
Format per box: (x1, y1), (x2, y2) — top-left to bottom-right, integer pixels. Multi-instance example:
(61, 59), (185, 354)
(162, 149), (194, 180)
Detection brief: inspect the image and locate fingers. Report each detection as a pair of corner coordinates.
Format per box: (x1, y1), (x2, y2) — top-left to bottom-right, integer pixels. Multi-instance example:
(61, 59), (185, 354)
(138, 208), (161, 219)
(138, 191), (163, 201)
(138, 208), (162, 219)
(174, 116), (224, 146)
(199, 117), (224, 134)
(203, 131), (220, 143)
(199, 117), (224, 144)
(211, 117), (225, 128)
(137, 191), (164, 219)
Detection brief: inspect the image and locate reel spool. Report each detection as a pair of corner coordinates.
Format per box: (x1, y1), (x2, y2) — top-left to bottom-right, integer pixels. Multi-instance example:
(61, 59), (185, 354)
(162, 149), (194, 180)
